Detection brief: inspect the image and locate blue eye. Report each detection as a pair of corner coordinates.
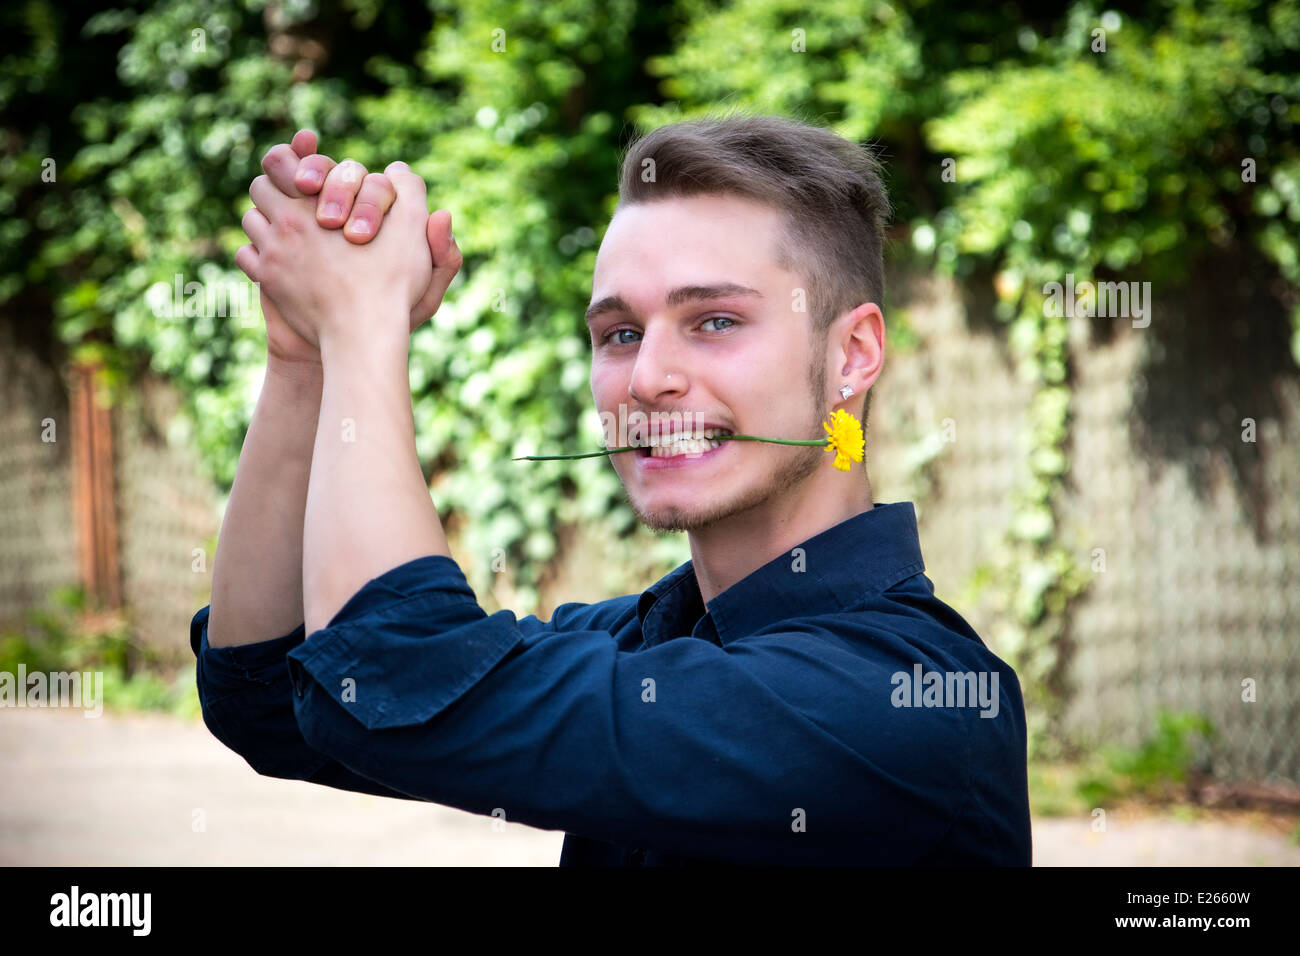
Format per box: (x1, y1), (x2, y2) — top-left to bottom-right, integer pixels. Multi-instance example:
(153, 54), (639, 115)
(605, 328), (641, 345)
(601, 315), (736, 345)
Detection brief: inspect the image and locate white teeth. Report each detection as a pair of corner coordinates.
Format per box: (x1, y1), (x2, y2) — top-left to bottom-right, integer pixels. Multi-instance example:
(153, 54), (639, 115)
(648, 435), (727, 458)
(641, 427), (732, 457)
(646, 428), (729, 445)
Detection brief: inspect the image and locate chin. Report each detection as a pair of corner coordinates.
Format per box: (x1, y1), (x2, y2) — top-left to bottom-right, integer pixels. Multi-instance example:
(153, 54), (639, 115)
(636, 506), (707, 534)
(628, 491), (746, 533)
(624, 444), (824, 533)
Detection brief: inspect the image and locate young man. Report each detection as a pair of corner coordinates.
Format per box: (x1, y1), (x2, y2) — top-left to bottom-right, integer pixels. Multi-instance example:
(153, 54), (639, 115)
(198, 114), (1032, 865)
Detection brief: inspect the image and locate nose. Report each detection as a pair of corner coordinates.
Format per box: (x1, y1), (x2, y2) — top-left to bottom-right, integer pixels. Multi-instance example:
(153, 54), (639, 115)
(627, 325), (686, 406)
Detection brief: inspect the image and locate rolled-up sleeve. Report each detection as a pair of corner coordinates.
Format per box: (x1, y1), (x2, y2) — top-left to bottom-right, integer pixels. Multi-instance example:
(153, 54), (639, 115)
(285, 554), (971, 864)
(192, 597), (438, 799)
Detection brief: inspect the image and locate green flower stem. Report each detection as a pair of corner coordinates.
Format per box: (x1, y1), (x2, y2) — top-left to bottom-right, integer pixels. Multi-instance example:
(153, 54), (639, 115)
(512, 434), (829, 461)
(723, 435), (827, 445)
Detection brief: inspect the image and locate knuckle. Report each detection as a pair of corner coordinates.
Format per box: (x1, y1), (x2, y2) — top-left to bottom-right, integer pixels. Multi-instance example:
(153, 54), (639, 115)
(263, 237), (291, 268)
(261, 144), (290, 171)
(322, 178), (355, 201)
(336, 159), (366, 186)
(317, 193), (348, 217)
(274, 211), (307, 238)
(301, 156), (330, 177)
(363, 172), (394, 195)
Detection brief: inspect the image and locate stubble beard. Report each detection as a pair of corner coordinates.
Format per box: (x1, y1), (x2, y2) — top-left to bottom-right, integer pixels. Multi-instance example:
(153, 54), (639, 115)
(626, 353), (829, 534)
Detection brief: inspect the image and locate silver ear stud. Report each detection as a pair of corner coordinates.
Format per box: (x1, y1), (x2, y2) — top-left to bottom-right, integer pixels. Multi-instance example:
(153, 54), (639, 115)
(839, 384), (855, 400)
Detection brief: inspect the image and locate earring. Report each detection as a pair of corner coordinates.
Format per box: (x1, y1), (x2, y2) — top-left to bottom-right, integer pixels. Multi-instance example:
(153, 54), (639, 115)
(839, 384), (855, 400)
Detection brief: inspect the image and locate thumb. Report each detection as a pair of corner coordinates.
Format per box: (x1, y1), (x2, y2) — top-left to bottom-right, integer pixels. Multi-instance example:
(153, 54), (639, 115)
(411, 210), (462, 324)
(428, 209), (461, 291)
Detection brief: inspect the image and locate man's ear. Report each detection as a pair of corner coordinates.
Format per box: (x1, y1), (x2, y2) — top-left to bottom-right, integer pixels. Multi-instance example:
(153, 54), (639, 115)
(838, 302), (885, 396)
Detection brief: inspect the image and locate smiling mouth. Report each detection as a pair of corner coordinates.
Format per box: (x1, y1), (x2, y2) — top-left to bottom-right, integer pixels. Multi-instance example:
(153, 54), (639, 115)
(637, 428), (733, 458)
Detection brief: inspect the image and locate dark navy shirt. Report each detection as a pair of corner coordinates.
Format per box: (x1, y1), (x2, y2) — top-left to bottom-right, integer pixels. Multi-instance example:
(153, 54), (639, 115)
(190, 501), (1031, 865)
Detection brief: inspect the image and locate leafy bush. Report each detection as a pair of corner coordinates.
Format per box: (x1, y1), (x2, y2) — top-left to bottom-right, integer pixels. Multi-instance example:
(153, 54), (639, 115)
(0, 586), (200, 719)
(1029, 710), (1217, 815)
(1077, 710), (1217, 807)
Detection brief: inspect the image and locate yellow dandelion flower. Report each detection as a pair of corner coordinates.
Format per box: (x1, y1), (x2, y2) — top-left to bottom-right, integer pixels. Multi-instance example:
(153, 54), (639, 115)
(822, 408), (865, 471)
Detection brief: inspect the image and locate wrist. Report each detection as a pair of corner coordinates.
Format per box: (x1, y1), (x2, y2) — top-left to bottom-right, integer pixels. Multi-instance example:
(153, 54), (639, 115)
(259, 362), (325, 423)
(266, 355), (325, 388)
(319, 300), (411, 365)
(251, 363), (325, 460)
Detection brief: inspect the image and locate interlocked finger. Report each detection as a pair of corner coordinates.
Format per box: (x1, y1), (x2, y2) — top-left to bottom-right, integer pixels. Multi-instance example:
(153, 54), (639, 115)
(316, 159), (369, 228)
(344, 173), (398, 242)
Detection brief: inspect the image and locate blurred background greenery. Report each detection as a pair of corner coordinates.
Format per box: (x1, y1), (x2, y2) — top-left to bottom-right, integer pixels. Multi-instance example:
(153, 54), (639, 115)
(2, 0), (1298, 814)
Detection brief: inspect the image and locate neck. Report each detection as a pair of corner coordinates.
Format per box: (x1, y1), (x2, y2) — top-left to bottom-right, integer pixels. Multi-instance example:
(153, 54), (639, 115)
(689, 467), (874, 605)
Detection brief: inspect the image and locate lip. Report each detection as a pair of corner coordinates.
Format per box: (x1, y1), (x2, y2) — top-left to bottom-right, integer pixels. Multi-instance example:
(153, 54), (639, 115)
(631, 436), (731, 471)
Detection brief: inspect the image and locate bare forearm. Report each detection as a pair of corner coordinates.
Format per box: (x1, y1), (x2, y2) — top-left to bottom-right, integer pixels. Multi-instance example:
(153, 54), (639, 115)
(208, 362), (324, 648)
(303, 313), (449, 636)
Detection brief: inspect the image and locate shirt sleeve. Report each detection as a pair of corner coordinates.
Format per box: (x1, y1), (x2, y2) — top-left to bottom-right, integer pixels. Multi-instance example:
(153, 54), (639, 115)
(191, 603), (442, 800)
(285, 554), (974, 864)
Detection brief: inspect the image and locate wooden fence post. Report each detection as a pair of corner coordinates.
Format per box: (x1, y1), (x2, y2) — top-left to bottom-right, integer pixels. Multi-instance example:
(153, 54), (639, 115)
(68, 357), (121, 612)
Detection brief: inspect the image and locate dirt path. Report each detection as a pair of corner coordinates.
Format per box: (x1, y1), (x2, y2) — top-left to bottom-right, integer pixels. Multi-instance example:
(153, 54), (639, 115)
(2, 709), (1297, 866)
(1, 708), (562, 865)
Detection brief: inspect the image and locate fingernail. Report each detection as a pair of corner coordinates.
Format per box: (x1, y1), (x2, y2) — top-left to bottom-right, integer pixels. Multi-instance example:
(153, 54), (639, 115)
(302, 169), (322, 185)
(350, 219), (371, 236)
(323, 202), (343, 219)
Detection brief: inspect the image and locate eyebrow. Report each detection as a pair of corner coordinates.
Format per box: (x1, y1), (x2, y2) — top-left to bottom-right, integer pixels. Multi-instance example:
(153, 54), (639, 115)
(584, 283), (763, 328)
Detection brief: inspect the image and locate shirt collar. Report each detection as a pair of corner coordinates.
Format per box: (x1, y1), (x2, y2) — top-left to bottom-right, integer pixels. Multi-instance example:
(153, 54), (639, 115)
(636, 501), (926, 648)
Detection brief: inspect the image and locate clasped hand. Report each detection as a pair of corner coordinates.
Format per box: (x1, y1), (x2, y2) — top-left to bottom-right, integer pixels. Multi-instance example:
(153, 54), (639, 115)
(235, 130), (462, 359)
